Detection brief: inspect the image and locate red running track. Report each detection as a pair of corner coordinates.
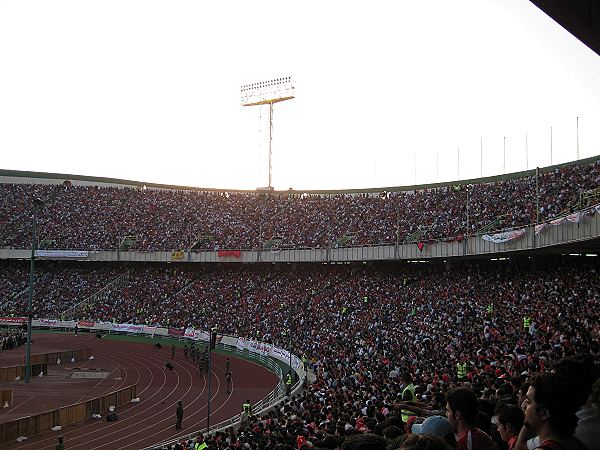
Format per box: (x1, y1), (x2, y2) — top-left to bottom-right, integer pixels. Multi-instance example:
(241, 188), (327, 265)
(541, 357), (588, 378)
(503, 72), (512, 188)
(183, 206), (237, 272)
(4, 333), (278, 450)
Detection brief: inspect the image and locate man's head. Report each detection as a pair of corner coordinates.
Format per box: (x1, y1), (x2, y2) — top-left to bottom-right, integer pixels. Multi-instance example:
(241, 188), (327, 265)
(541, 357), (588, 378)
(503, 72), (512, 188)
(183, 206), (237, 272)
(551, 356), (598, 407)
(340, 433), (387, 450)
(445, 387), (478, 431)
(521, 373), (579, 437)
(495, 405), (523, 443)
(397, 434), (451, 450)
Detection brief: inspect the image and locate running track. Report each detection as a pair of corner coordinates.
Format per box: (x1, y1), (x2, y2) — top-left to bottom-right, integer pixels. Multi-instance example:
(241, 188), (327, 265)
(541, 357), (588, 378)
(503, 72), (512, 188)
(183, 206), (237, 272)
(4, 333), (278, 450)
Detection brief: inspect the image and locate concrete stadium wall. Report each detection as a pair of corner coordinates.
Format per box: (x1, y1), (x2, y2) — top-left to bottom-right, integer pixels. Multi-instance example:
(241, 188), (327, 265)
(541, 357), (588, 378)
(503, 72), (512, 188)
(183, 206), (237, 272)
(2, 208), (599, 263)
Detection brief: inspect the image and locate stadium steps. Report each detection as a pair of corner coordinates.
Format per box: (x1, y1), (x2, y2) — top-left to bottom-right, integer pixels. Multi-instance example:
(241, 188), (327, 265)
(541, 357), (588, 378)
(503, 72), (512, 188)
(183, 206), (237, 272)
(403, 227), (426, 243)
(262, 237), (283, 250)
(0, 272), (51, 311)
(38, 238), (56, 249)
(577, 187), (600, 209)
(119, 235), (137, 251)
(190, 235), (214, 250)
(62, 271), (131, 319)
(333, 233), (355, 248)
(474, 214), (511, 235)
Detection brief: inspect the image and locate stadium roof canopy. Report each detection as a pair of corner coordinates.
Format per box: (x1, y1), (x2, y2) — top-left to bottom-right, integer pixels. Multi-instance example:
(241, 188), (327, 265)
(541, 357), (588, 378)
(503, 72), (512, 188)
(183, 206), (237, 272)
(531, 0), (600, 57)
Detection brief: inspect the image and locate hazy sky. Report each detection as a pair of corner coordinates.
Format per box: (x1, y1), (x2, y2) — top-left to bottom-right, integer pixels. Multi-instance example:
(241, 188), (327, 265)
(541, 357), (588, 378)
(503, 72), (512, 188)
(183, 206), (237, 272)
(1, 0), (599, 190)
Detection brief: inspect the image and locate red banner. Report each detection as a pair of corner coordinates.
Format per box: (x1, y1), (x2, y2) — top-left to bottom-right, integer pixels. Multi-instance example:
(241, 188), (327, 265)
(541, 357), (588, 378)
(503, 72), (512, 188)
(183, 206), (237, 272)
(0, 317), (26, 324)
(218, 250), (242, 258)
(78, 321), (95, 328)
(168, 328), (185, 336)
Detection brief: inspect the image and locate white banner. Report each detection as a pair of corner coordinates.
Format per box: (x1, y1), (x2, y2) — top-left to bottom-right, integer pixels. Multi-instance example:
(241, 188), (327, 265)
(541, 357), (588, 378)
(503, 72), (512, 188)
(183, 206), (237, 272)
(35, 250), (89, 258)
(183, 328), (210, 341)
(236, 337), (247, 350)
(109, 323), (144, 333)
(481, 228), (526, 244)
(535, 223), (546, 235)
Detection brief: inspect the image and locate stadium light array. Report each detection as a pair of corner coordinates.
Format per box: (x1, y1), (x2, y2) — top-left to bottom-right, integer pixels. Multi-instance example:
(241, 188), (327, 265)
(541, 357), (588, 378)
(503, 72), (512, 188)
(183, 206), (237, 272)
(241, 77), (295, 190)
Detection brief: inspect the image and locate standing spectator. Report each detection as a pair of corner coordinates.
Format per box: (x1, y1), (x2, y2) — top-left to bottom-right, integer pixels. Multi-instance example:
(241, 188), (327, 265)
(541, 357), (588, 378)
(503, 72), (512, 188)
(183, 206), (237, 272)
(226, 370), (232, 394)
(171, 344), (176, 360)
(55, 436), (65, 450)
(175, 401), (184, 430)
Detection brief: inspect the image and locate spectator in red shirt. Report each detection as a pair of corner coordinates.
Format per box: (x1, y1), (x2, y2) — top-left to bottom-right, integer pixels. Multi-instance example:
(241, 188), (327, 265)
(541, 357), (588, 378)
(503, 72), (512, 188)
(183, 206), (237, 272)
(445, 388), (496, 450)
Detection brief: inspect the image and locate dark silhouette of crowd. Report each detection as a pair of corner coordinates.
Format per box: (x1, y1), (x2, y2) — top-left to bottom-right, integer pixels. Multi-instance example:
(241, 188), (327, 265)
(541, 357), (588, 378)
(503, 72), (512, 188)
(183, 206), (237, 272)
(1, 158), (600, 252)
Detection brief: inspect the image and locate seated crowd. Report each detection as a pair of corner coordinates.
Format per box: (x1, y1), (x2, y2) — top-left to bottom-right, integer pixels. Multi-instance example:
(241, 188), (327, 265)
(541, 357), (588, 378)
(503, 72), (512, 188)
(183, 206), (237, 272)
(1, 257), (598, 449)
(1, 158), (600, 251)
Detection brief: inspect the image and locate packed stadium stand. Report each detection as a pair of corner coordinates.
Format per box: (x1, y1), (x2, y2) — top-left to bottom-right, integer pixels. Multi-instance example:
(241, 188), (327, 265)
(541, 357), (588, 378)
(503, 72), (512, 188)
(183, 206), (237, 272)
(1, 157), (599, 449)
(2, 157), (600, 252)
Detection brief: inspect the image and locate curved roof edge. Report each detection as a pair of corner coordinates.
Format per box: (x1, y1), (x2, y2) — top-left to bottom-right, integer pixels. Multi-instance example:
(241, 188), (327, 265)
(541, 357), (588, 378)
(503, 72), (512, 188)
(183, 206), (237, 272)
(1, 154), (599, 194)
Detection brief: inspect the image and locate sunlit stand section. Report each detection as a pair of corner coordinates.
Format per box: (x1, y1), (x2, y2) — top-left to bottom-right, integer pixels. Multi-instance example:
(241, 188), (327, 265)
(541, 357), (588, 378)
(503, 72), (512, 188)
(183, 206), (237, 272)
(241, 77), (295, 190)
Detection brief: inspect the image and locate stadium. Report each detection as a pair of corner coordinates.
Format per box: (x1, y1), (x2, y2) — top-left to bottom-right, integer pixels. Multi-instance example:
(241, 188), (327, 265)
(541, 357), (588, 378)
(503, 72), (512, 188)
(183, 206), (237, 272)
(1, 1), (600, 450)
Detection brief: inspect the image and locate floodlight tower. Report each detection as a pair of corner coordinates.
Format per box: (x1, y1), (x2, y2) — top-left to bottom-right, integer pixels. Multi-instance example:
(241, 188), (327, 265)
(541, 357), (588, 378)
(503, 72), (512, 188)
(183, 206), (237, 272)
(241, 77), (295, 190)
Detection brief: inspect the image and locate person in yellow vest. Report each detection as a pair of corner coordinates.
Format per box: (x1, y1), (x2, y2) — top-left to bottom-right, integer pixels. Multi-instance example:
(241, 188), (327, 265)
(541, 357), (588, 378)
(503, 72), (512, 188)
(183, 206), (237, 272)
(242, 399), (252, 415)
(456, 356), (468, 382)
(194, 434), (207, 450)
(486, 303), (494, 315)
(523, 315), (531, 331)
(400, 372), (416, 423)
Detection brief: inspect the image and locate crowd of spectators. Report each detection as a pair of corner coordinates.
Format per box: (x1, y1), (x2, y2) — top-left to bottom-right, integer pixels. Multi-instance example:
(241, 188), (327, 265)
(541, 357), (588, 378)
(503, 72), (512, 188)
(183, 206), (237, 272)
(2, 156), (600, 449)
(121, 257), (596, 450)
(0, 256), (597, 448)
(0, 262), (122, 317)
(0, 261), (30, 308)
(2, 159), (600, 251)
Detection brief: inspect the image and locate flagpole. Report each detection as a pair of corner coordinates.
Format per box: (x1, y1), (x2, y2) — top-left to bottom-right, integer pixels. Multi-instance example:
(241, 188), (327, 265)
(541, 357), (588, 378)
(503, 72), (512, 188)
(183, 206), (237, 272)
(576, 116), (579, 160)
(525, 132), (528, 170)
(480, 136), (483, 178)
(457, 147), (460, 180)
(550, 126), (553, 165)
(413, 152), (416, 186)
(503, 136), (506, 174)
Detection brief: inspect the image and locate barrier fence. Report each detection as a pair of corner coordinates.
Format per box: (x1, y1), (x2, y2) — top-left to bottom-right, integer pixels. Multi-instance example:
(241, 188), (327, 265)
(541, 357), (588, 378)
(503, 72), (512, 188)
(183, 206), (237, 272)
(0, 363), (47, 381)
(25, 348), (93, 366)
(0, 384), (136, 445)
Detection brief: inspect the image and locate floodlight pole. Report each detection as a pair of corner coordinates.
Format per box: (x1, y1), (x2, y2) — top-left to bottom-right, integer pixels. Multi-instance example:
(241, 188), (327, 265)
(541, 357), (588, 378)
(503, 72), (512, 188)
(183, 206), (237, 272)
(25, 197), (43, 383)
(241, 77), (295, 190)
(269, 102), (274, 189)
(206, 334), (211, 432)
